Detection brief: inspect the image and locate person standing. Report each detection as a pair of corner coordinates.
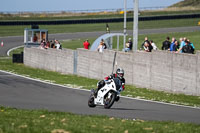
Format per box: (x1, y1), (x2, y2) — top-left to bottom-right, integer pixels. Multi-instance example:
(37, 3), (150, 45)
(83, 39), (90, 50)
(162, 37), (171, 50)
(170, 37), (176, 51)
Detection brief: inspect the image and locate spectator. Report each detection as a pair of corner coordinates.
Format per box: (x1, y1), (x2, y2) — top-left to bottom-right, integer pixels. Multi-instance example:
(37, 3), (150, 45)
(182, 40), (194, 54)
(170, 37), (176, 51)
(50, 40), (55, 48)
(150, 40), (158, 50)
(45, 41), (50, 49)
(162, 36), (170, 50)
(39, 39), (46, 49)
(140, 37), (150, 50)
(143, 41), (153, 52)
(55, 40), (62, 50)
(176, 38), (185, 53)
(33, 33), (38, 42)
(173, 41), (180, 52)
(97, 42), (104, 52)
(101, 39), (107, 49)
(188, 39), (195, 50)
(124, 38), (133, 52)
(83, 39), (90, 50)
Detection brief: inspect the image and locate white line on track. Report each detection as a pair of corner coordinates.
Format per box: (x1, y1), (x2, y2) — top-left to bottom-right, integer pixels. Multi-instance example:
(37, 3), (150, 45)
(0, 69), (200, 110)
(7, 45), (24, 56)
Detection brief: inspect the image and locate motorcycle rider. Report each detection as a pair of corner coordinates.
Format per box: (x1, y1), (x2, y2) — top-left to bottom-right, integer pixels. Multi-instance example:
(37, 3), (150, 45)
(94, 68), (125, 101)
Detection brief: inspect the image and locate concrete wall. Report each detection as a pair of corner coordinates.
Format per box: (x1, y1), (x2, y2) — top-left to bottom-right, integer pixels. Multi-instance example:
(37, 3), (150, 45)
(24, 47), (200, 96)
(24, 47), (75, 75)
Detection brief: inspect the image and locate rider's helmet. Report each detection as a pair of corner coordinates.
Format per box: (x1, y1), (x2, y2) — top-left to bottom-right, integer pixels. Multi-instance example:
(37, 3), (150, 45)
(116, 68), (124, 79)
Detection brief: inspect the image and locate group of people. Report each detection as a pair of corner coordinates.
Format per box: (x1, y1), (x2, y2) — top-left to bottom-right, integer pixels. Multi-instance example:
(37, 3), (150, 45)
(139, 36), (195, 54)
(83, 39), (107, 53)
(83, 36), (195, 54)
(162, 36), (195, 54)
(39, 39), (62, 50)
(140, 37), (158, 52)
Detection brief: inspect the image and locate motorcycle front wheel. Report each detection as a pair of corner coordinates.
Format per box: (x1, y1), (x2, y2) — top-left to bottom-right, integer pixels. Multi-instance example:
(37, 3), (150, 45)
(104, 91), (117, 109)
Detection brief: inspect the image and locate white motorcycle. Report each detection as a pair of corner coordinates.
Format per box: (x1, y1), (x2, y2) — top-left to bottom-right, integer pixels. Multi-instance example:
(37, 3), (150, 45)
(88, 78), (121, 109)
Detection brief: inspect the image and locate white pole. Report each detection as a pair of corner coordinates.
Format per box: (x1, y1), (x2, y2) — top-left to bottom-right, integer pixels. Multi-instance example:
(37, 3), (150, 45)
(117, 35), (119, 51)
(123, 0), (127, 50)
(133, 0), (139, 51)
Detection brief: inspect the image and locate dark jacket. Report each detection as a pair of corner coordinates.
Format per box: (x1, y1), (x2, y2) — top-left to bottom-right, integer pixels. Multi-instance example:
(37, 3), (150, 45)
(182, 44), (194, 54)
(162, 40), (171, 50)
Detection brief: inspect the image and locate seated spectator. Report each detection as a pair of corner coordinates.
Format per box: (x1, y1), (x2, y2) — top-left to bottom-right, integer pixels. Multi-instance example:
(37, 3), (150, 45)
(143, 41), (153, 52)
(162, 37), (170, 50)
(173, 41), (180, 52)
(140, 37), (150, 50)
(150, 40), (157, 50)
(170, 37), (176, 51)
(83, 39), (90, 50)
(124, 38), (133, 52)
(182, 40), (194, 54)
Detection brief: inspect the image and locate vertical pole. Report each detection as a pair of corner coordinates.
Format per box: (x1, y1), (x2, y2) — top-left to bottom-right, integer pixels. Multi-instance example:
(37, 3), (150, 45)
(117, 35), (119, 51)
(133, 0), (139, 51)
(111, 36), (113, 49)
(123, 0), (127, 50)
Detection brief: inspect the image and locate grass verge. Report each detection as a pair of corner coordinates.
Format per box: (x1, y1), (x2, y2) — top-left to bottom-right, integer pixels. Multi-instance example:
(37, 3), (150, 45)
(0, 18), (199, 37)
(0, 106), (200, 133)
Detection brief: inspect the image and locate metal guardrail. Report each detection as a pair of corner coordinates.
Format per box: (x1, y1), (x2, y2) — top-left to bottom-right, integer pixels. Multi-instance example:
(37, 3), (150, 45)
(0, 13), (200, 25)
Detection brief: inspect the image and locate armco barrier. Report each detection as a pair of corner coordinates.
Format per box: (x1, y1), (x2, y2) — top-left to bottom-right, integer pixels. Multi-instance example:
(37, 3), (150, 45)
(1, 14), (200, 25)
(24, 47), (200, 96)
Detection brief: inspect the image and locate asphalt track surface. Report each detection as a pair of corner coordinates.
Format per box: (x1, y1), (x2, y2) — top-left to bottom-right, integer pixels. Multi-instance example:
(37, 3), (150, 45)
(0, 26), (200, 56)
(0, 27), (200, 124)
(0, 71), (200, 124)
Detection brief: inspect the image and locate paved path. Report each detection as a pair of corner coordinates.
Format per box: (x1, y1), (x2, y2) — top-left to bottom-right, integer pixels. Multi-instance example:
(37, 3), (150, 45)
(0, 71), (200, 124)
(0, 26), (200, 56)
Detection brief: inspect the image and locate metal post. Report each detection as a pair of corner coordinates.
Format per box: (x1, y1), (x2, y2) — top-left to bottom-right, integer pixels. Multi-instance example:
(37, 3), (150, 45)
(117, 35), (119, 51)
(133, 0), (139, 51)
(123, 0), (127, 50)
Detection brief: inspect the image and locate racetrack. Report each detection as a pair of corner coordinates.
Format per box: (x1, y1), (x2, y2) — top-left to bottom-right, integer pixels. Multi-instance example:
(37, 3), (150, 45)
(0, 70), (200, 124)
(1, 26), (200, 124)
(0, 26), (200, 56)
